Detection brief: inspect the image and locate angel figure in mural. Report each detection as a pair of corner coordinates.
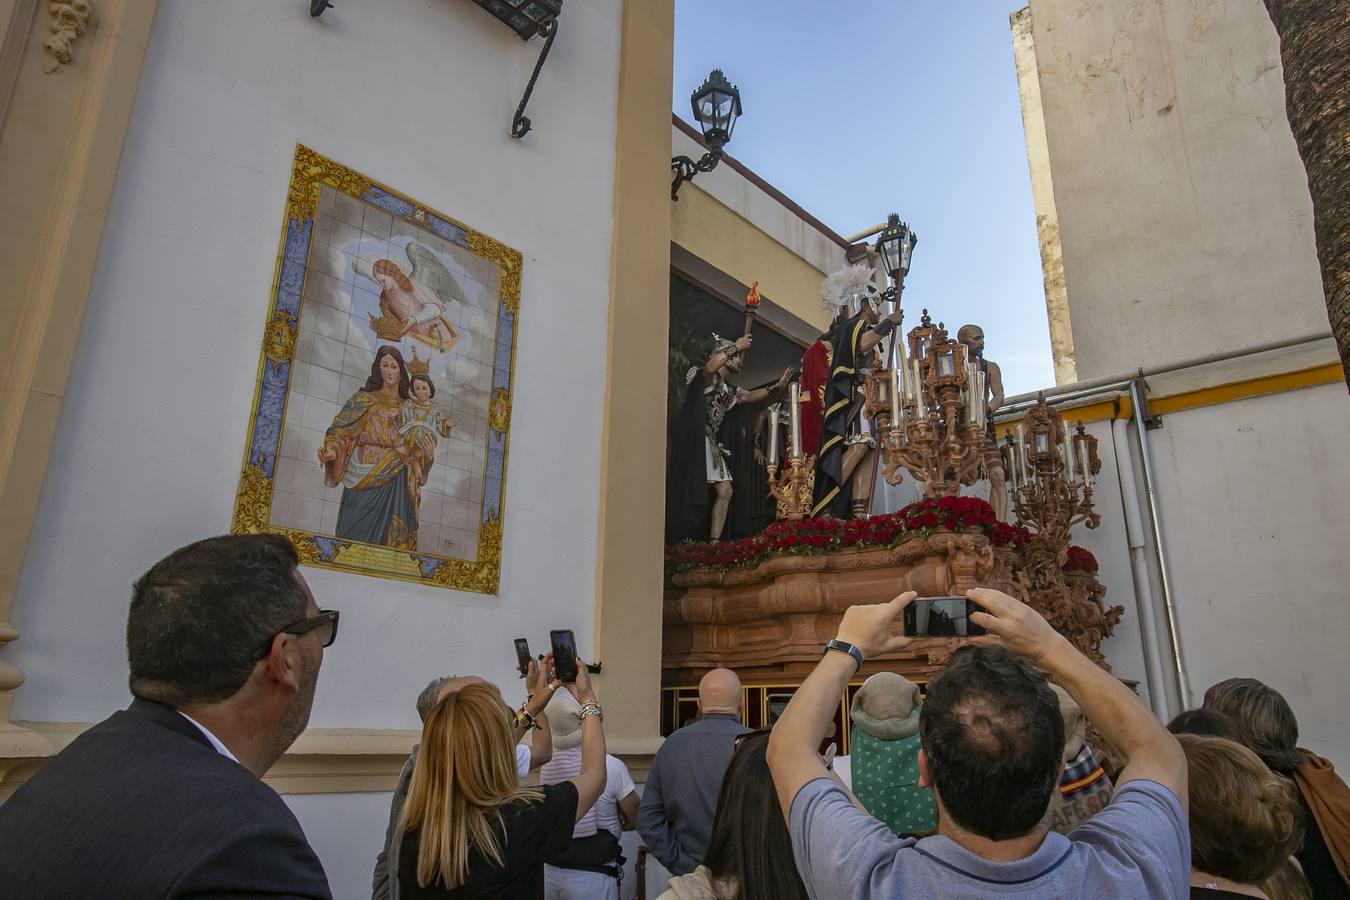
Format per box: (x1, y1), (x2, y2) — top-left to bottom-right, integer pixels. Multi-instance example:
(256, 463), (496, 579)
(399, 352), (457, 499)
(318, 346), (423, 550)
(355, 242), (469, 352)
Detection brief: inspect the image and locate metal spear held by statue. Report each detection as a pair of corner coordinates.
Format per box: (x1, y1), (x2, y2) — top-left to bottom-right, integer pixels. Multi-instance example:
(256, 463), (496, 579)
(743, 281), (760, 342)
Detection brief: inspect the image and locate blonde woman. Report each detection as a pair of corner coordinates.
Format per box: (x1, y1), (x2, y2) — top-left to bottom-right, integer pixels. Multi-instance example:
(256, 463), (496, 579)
(1179, 733), (1305, 899)
(397, 663), (606, 898)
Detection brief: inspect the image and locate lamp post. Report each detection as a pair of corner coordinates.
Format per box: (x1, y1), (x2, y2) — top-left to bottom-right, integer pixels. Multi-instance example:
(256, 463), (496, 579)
(671, 69), (743, 200)
(874, 213), (918, 370)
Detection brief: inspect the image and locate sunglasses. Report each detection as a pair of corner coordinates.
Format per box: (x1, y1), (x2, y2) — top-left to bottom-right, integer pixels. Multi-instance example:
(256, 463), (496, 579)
(251, 609), (340, 660)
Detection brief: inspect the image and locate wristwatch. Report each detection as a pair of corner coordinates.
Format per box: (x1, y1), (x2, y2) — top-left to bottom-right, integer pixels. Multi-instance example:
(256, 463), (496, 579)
(823, 639), (864, 673)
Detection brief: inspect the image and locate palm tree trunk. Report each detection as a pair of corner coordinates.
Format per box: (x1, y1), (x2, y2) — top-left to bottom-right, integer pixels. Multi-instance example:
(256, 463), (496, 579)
(1263, 0), (1350, 391)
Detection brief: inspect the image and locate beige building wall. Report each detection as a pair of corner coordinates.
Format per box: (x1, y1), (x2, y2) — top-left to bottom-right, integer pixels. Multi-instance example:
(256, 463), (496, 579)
(1013, 0), (1327, 381)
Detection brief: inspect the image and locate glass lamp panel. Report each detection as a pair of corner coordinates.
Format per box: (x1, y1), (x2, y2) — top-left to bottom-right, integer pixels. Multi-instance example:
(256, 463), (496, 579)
(936, 351), (955, 377)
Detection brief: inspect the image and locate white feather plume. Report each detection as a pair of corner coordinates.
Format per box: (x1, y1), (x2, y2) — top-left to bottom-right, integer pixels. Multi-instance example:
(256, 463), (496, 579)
(819, 263), (877, 310)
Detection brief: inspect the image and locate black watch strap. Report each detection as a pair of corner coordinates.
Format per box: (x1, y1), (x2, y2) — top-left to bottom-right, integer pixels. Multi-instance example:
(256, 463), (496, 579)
(823, 639), (864, 673)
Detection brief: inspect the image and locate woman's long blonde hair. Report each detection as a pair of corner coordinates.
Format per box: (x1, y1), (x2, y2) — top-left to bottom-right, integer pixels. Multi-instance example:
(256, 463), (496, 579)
(397, 682), (543, 889)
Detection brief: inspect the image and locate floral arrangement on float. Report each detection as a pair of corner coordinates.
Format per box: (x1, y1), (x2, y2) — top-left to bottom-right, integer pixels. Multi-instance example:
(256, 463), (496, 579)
(1062, 545), (1100, 573)
(665, 496), (998, 574)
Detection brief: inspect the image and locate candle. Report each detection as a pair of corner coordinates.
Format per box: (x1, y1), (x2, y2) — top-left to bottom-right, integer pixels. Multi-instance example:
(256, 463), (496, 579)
(975, 370), (987, 429)
(911, 358), (926, 418)
(1062, 420), (1076, 481)
(889, 368), (902, 430)
(964, 364), (976, 424)
(897, 333), (912, 400)
(789, 382), (803, 459)
(768, 405), (780, 467)
(1016, 423), (1028, 481)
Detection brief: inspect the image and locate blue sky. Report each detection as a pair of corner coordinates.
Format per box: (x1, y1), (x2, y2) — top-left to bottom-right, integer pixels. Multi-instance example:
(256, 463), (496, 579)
(673, 0), (1054, 396)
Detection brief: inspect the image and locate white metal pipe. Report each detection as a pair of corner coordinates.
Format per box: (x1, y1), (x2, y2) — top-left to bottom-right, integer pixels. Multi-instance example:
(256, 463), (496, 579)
(1112, 417), (1171, 719)
(1129, 378), (1192, 709)
(843, 222), (887, 244)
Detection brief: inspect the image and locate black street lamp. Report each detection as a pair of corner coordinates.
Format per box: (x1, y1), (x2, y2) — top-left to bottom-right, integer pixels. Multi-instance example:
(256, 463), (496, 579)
(671, 69), (743, 200)
(876, 213), (918, 287)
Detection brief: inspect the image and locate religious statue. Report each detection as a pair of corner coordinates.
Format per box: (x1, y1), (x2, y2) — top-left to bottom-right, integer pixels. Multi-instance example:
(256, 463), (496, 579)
(957, 324), (1008, 521)
(801, 264), (902, 519)
(666, 334), (793, 543)
(945, 534), (995, 593)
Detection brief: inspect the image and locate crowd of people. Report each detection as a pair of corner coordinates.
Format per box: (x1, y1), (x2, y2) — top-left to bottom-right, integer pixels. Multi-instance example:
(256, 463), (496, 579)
(0, 532), (1346, 900)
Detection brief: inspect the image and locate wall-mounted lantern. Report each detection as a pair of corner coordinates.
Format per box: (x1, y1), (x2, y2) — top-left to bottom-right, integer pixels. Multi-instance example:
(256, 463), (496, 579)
(671, 69), (743, 200)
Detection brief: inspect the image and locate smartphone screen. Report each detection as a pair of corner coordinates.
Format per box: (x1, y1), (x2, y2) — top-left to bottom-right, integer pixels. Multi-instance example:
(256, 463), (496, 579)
(549, 629), (578, 683)
(513, 638), (531, 677)
(902, 597), (988, 638)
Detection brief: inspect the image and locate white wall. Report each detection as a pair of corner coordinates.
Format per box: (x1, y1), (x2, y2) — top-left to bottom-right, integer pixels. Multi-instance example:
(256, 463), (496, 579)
(10, 0), (622, 729)
(1021, 0), (1327, 380)
(1070, 385), (1350, 763)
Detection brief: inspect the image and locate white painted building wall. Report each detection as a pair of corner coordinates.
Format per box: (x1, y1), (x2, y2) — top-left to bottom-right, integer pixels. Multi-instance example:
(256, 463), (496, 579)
(10, 0), (622, 730)
(1016, 0), (1327, 381)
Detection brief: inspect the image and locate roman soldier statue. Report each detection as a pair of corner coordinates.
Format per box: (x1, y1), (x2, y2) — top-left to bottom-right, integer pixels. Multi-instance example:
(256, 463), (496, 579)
(666, 333), (792, 543)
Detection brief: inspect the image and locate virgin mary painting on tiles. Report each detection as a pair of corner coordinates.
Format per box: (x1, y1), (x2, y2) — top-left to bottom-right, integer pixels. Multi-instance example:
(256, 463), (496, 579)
(231, 145), (520, 594)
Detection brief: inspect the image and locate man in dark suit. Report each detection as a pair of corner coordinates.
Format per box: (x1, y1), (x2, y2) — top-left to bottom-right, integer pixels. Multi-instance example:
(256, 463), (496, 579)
(0, 533), (337, 898)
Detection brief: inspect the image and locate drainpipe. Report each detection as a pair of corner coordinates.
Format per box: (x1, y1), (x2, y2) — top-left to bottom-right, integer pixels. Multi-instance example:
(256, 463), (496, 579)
(1111, 417), (1172, 718)
(1128, 377), (1192, 710)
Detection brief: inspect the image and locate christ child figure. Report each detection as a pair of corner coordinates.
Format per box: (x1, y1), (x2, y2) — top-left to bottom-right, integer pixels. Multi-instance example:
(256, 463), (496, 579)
(400, 373), (456, 490)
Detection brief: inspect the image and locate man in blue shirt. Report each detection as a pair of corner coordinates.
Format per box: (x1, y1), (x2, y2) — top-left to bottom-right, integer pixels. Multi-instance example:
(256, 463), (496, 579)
(767, 588), (1190, 899)
(638, 667), (750, 874)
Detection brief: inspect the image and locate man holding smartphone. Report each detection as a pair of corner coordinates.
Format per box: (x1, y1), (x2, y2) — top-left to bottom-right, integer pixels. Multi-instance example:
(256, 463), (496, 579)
(767, 589), (1190, 899)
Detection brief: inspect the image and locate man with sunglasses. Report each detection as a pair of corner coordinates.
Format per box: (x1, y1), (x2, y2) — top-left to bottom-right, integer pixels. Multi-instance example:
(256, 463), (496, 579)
(0, 534), (338, 899)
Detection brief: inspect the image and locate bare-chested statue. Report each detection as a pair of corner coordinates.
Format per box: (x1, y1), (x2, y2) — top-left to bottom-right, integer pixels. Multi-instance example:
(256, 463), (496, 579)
(957, 324), (1008, 521)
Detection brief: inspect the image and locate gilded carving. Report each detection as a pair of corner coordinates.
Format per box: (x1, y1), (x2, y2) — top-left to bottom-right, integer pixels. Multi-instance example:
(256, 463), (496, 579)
(489, 388), (512, 434)
(467, 230), (523, 314)
(231, 461), (273, 534)
(281, 531), (325, 566)
(42, 1), (92, 74)
(262, 310), (297, 374)
(287, 144), (374, 221)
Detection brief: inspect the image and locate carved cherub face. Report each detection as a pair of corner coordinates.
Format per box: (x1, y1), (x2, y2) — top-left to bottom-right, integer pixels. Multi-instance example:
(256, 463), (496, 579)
(960, 535), (977, 552)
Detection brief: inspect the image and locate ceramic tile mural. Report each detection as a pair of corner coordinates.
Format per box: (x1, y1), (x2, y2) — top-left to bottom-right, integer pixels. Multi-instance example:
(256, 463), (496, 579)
(231, 145), (520, 594)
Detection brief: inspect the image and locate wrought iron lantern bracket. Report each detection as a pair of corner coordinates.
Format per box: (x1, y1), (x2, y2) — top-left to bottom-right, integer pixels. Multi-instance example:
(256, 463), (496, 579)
(511, 16), (558, 139)
(670, 148), (724, 200)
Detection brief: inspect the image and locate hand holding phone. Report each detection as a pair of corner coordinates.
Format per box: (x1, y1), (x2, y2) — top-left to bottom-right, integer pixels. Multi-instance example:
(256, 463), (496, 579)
(549, 629), (579, 683)
(514, 638), (532, 677)
(901, 596), (988, 638)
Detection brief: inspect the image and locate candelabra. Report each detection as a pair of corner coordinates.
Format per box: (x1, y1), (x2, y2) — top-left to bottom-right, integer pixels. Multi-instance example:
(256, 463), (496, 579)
(765, 384), (815, 519)
(864, 312), (997, 496)
(1004, 394), (1122, 668)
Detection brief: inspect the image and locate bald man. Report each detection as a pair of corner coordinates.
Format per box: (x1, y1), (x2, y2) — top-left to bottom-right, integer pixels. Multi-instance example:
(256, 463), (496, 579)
(637, 668), (750, 875)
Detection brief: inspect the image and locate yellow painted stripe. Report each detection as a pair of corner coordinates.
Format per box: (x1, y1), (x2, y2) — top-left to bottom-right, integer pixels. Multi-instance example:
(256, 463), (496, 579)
(996, 362), (1344, 430)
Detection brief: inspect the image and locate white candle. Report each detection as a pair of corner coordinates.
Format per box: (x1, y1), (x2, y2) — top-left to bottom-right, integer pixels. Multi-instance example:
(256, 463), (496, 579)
(768, 405), (780, 467)
(889, 368), (901, 428)
(897, 334), (912, 400)
(789, 382), (803, 459)
(911, 358), (926, 418)
(964, 364), (976, 424)
(975, 370), (987, 429)
(1061, 420), (1076, 481)
(1016, 423), (1029, 480)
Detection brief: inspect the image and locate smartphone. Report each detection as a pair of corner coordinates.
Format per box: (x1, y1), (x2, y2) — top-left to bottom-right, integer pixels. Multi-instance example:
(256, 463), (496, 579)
(902, 596), (987, 638)
(513, 638), (532, 677)
(549, 629), (579, 683)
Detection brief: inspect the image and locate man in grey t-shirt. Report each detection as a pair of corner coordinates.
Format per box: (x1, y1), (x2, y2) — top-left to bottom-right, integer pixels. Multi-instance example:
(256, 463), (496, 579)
(767, 589), (1190, 899)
